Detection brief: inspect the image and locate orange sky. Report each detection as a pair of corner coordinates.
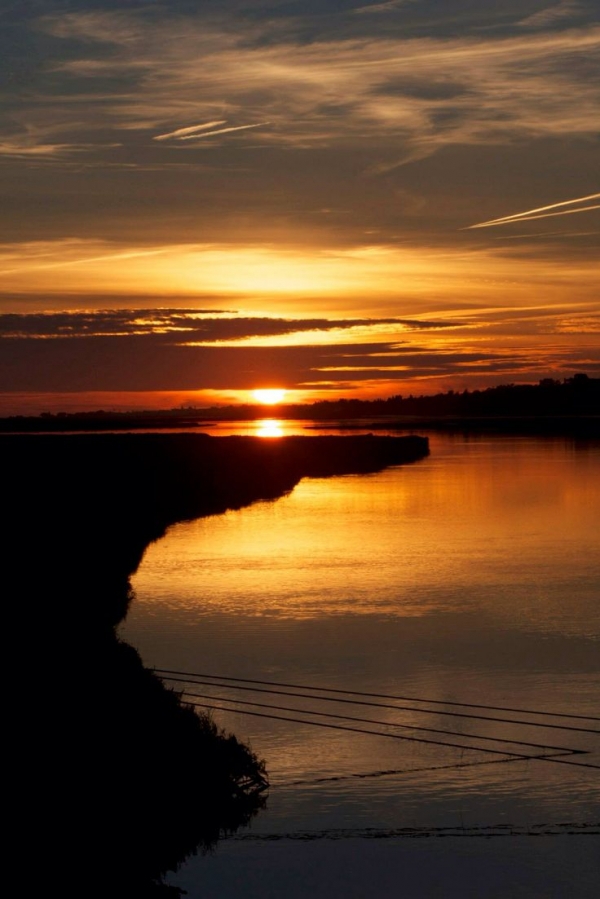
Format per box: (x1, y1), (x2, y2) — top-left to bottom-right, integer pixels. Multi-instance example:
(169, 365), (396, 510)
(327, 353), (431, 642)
(1, 1), (598, 413)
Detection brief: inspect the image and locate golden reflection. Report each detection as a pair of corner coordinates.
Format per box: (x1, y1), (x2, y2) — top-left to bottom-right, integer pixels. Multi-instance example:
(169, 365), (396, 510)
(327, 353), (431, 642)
(255, 418), (284, 438)
(130, 437), (600, 633)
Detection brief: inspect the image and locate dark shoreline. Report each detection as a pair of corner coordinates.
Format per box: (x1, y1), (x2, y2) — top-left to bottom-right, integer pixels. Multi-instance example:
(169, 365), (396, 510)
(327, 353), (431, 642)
(1, 414), (598, 437)
(305, 415), (600, 436)
(5, 433), (428, 895)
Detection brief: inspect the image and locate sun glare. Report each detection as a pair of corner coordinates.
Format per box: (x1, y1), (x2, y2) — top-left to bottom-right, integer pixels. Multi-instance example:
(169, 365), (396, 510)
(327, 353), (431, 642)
(255, 419), (284, 438)
(252, 388), (287, 405)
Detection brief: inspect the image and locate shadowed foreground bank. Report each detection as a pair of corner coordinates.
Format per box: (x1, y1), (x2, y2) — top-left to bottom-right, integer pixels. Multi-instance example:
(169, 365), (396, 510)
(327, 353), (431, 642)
(3, 433), (427, 896)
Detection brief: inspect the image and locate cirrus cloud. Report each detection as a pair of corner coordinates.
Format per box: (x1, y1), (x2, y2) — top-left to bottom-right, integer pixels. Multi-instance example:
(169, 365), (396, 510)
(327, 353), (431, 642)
(8, 7), (596, 164)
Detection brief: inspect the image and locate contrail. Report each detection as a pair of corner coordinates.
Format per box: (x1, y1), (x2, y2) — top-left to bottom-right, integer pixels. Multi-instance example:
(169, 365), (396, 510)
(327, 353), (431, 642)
(475, 205), (600, 227)
(493, 229), (600, 240)
(467, 192), (600, 229)
(178, 122), (271, 140)
(154, 121), (227, 141)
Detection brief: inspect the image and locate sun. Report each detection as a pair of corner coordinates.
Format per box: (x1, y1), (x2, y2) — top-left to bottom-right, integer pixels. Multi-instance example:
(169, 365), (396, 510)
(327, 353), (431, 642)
(252, 388), (287, 405)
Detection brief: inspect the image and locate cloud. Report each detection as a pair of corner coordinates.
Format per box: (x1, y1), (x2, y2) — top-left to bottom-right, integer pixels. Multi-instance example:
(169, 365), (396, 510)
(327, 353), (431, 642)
(2, 302), (599, 399)
(1, 237), (598, 316)
(0, 242), (175, 276)
(2, 328), (597, 395)
(0, 140), (78, 158)
(519, 2), (584, 29)
(23, 10), (600, 166)
(0, 121), (111, 159)
(353, 1), (414, 14)
(0, 307), (432, 347)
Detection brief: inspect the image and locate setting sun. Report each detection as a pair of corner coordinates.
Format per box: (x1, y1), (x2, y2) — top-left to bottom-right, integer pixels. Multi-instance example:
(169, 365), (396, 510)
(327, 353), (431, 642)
(252, 388), (287, 405)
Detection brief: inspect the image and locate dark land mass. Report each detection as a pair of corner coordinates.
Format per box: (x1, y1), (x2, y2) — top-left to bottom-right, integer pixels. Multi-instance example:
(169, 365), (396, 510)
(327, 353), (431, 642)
(1, 374), (598, 435)
(4, 433), (427, 896)
(306, 415), (600, 436)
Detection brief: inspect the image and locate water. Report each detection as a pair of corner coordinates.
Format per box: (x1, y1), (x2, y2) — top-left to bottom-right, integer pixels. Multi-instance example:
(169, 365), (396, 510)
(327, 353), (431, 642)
(121, 432), (600, 896)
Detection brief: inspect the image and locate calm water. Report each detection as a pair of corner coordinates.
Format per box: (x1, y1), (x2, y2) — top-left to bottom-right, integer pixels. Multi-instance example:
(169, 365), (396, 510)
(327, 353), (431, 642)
(121, 431), (600, 897)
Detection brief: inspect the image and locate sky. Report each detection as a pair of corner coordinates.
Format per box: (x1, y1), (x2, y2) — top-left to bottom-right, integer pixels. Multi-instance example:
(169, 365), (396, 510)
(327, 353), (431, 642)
(0, 0), (598, 413)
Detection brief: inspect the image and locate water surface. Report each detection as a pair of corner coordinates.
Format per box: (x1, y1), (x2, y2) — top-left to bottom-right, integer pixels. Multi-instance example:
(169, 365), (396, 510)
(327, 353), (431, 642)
(122, 433), (600, 896)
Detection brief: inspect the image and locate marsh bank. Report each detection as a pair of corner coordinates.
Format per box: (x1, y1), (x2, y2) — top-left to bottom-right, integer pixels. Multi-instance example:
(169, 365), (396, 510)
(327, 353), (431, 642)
(4, 432), (428, 894)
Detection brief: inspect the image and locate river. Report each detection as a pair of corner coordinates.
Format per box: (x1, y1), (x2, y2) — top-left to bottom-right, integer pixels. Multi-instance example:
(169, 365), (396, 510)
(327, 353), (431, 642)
(121, 429), (600, 897)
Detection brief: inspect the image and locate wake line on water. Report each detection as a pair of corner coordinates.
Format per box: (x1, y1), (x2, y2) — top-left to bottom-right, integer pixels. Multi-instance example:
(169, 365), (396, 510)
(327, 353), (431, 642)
(281, 754), (574, 787)
(229, 822), (600, 841)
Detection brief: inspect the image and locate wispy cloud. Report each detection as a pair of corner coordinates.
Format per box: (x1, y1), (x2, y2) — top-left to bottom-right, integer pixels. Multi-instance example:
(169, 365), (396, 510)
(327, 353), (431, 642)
(353, 1), (414, 14)
(519, 1), (584, 29)
(27, 10), (600, 165)
(0, 309), (410, 342)
(0, 140), (79, 158)
(1, 238), (598, 318)
(0, 122), (111, 159)
(467, 193), (600, 229)
(0, 242), (174, 276)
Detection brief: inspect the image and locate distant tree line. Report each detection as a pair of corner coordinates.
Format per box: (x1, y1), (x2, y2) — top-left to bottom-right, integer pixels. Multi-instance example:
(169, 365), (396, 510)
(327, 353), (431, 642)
(301, 374), (600, 419)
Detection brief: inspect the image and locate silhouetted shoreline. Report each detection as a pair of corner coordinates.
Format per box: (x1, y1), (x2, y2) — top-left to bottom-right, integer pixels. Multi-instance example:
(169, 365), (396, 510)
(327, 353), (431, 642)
(2, 413), (599, 436)
(305, 415), (600, 436)
(5, 433), (427, 895)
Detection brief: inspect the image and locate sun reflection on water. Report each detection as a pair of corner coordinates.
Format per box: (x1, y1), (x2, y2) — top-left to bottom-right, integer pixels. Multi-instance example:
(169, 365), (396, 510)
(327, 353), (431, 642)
(255, 419), (284, 438)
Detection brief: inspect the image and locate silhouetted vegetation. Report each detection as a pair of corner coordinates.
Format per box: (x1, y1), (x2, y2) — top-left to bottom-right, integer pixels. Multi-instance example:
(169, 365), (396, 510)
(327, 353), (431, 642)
(4, 433), (427, 894)
(94, 639), (268, 891)
(305, 373), (599, 417)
